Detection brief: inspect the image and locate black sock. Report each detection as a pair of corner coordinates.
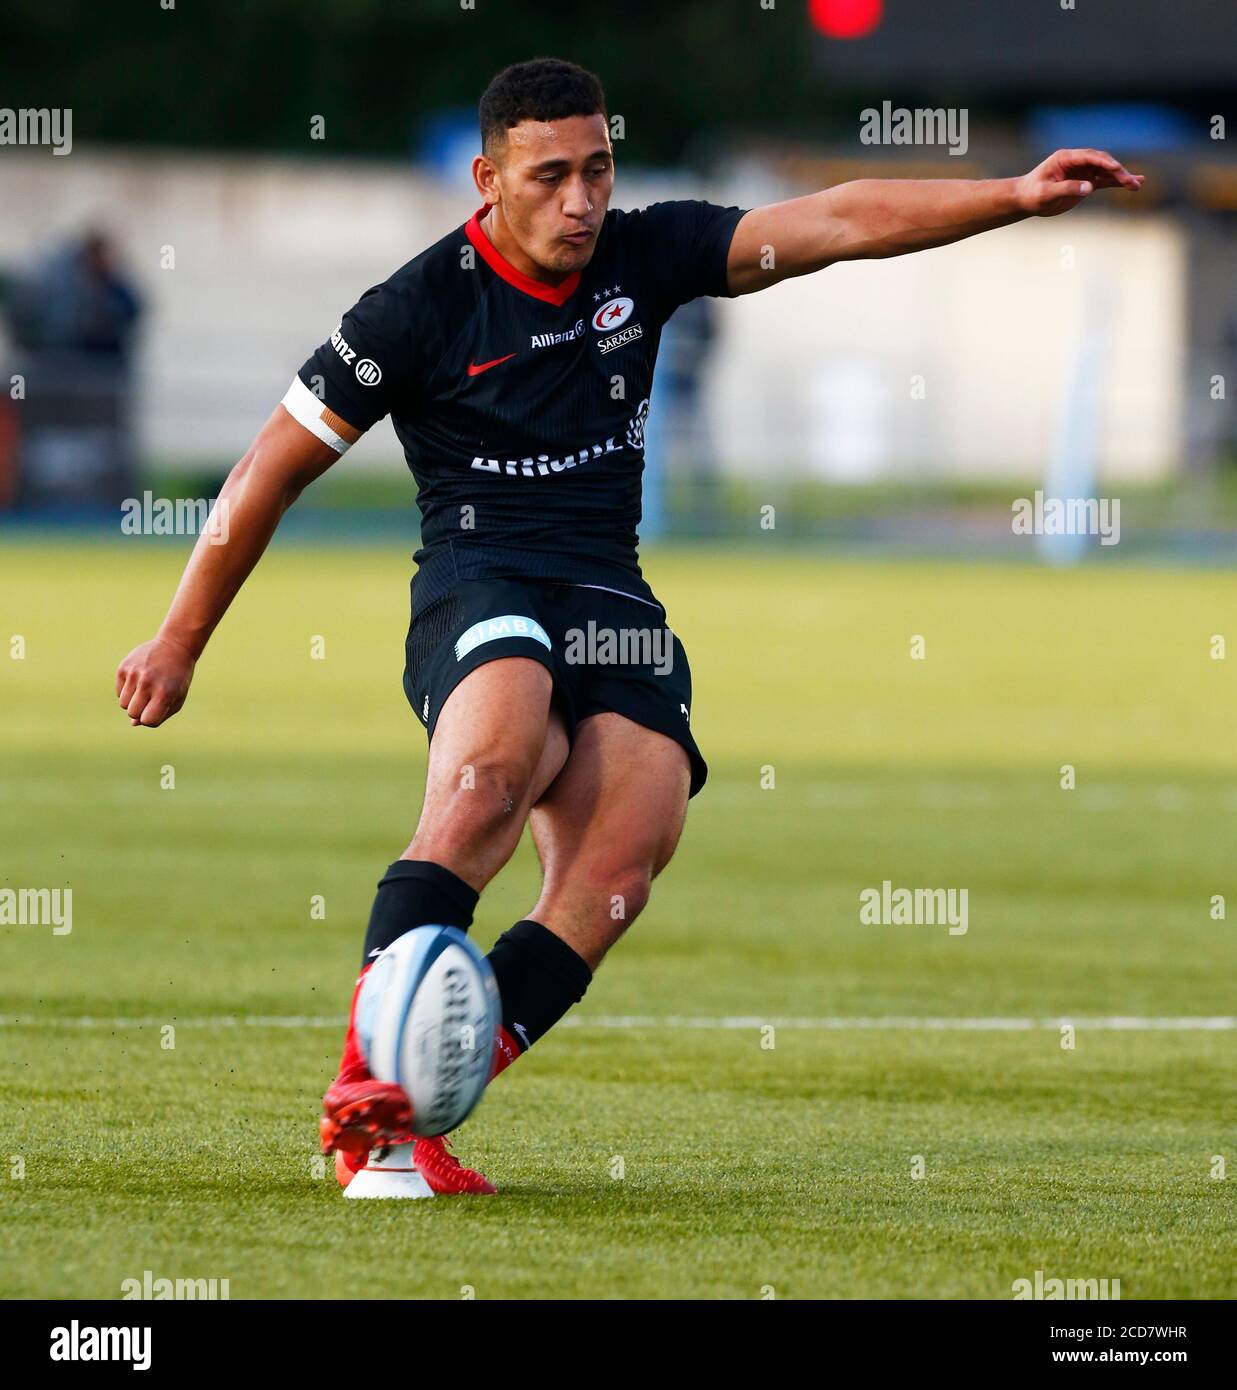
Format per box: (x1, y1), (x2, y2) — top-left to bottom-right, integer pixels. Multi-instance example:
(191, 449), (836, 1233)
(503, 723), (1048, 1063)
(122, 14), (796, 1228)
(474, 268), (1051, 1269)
(360, 859), (479, 968)
(486, 919), (592, 1052)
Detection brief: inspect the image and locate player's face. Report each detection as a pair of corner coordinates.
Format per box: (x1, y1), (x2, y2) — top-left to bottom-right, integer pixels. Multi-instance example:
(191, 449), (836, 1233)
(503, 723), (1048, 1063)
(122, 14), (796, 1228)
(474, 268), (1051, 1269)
(481, 113), (614, 277)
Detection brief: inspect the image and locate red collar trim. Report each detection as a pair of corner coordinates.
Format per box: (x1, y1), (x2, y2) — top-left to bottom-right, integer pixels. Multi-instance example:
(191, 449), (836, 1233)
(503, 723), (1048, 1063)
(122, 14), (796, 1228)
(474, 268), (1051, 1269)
(465, 206), (581, 307)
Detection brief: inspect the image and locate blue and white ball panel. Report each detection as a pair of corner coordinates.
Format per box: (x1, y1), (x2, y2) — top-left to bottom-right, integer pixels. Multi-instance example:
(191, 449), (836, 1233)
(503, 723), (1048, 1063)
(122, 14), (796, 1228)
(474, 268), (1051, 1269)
(356, 925), (453, 1084)
(405, 940), (500, 1137)
(356, 925), (501, 1138)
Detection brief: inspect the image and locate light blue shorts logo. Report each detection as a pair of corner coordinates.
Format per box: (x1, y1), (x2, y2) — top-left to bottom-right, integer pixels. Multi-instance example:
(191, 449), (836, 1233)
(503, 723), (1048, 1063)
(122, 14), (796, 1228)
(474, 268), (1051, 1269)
(455, 614), (551, 662)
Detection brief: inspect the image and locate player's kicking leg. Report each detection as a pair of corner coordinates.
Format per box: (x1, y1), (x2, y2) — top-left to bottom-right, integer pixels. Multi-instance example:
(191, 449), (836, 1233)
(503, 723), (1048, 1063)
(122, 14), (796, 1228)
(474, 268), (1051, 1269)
(481, 710), (690, 1063)
(322, 656), (568, 1188)
(409, 712), (690, 1192)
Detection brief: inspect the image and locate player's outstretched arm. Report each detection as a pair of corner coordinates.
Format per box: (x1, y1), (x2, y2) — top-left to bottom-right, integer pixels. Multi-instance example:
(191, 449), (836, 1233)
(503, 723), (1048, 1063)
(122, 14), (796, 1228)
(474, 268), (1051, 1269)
(726, 148), (1144, 295)
(115, 406), (344, 727)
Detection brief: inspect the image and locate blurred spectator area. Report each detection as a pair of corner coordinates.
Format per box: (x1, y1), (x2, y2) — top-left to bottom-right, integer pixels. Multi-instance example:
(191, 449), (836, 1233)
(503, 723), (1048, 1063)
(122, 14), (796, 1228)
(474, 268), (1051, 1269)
(0, 231), (141, 508)
(0, 144), (1231, 490)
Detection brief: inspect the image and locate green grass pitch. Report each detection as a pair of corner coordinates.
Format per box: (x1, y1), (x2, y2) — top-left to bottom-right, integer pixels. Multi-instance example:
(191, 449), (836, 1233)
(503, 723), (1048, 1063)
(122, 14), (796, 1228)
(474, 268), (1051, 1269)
(2, 539), (1234, 1298)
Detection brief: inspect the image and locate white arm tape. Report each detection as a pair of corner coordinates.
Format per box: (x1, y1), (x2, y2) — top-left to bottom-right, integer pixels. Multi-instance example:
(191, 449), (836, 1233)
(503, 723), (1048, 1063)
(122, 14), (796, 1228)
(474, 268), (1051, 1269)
(280, 376), (356, 455)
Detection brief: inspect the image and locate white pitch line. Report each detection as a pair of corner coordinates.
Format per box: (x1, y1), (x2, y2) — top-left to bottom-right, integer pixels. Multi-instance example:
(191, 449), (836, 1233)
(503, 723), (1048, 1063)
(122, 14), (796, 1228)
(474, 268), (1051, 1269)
(13, 781), (1236, 813)
(0, 1014), (1232, 1031)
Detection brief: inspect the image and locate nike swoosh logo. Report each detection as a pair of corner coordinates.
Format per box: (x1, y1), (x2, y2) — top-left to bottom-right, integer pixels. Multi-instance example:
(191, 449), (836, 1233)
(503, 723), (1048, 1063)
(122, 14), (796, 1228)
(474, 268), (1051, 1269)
(467, 353), (516, 377)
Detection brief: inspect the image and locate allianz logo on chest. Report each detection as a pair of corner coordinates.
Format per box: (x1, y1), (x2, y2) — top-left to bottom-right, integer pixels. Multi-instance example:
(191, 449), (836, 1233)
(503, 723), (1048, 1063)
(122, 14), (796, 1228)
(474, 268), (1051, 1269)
(521, 288), (640, 352)
(530, 318), (585, 349)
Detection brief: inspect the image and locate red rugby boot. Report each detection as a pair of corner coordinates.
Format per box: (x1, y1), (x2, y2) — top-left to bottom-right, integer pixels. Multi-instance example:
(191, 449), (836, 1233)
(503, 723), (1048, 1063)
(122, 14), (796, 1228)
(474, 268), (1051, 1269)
(320, 1077), (413, 1158)
(413, 1134), (497, 1195)
(320, 964), (413, 1159)
(335, 1148), (365, 1188)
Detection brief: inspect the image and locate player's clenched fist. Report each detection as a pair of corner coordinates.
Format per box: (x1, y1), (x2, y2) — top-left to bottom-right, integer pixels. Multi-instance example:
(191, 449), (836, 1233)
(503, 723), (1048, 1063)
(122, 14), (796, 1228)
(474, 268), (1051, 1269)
(115, 636), (196, 727)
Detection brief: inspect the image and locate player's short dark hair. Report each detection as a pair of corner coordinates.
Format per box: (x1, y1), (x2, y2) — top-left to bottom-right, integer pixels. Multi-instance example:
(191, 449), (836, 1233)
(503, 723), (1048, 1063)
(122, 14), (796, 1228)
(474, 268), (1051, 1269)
(479, 58), (607, 156)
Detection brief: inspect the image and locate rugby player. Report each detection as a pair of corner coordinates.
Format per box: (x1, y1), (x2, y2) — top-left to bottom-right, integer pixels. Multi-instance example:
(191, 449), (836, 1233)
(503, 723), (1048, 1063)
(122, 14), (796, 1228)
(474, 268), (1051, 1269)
(115, 58), (1142, 1195)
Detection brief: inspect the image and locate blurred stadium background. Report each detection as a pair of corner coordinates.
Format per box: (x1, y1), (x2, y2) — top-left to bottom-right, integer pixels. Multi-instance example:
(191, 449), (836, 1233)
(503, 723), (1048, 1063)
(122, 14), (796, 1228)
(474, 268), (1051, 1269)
(1, 1), (1235, 1300)
(1, 0), (1234, 546)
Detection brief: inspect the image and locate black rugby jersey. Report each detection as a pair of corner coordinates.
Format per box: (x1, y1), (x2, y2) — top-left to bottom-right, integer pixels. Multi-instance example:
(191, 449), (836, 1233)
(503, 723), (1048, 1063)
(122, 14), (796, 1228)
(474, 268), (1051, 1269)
(286, 199), (745, 616)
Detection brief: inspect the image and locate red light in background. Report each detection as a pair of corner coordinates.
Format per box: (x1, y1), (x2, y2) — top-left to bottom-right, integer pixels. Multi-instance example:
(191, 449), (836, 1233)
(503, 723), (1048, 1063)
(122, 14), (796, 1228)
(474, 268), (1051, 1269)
(808, 0), (884, 40)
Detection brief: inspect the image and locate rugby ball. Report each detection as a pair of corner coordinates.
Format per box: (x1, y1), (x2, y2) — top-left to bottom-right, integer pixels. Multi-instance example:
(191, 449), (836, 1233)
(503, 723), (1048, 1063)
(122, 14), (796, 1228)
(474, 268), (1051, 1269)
(355, 926), (500, 1138)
